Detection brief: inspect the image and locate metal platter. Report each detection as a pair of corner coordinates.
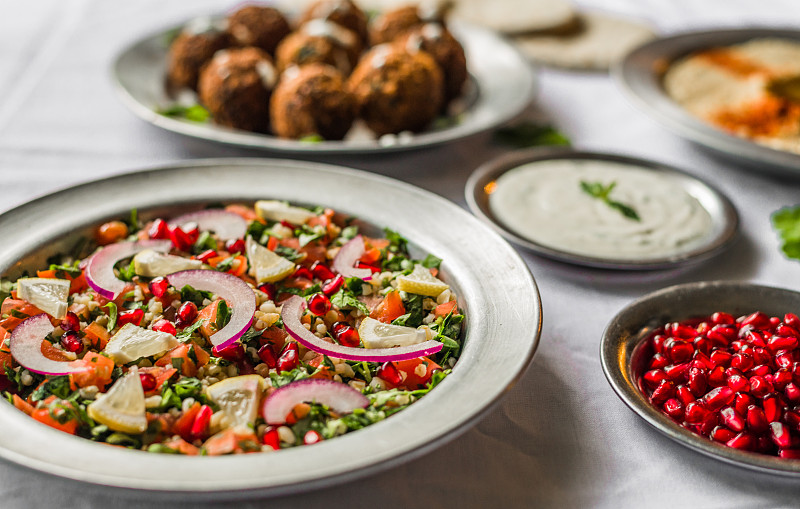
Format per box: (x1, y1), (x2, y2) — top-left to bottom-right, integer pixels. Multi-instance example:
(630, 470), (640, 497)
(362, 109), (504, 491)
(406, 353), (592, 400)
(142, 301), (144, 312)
(0, 159), (541, 499)
(614, 28), (800, 177)
(464, 147), (739, 270)
(111, 20), (536, 154)
(601, 280), (800, 476)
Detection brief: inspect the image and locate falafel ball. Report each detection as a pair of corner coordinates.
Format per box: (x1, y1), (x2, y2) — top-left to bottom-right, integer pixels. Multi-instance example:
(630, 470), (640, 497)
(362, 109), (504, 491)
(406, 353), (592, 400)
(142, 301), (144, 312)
(270, 64), (356, 140)
(166, 23), (232, 92)
(368, 6), (423, 45)
(347, 44), (443, 135)
(399, 23), (466, 103)
(227, 5), (291, 55)
(198, 47), (277, 133)
(275, 20), (362, 74)
(299, 0), (368, 45)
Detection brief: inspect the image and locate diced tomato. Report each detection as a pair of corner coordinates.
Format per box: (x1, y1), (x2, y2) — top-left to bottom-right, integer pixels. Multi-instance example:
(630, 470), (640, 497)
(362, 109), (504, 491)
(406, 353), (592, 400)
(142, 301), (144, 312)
(161, 436), (200, 455)
(12, 394), (34, 415)
(196, 299), (224, 339)
(173, 402), (201, 441)
(394, 357), (442, 390)
(225, 204), (262, 223)
(84, 322), (110, 350)
(371, 291), (405, 323)
(285, 403), (311, 425)
(138, 366), (177, 395)
(36, 269), (87, 295)
(69, 352), (115, 390)
(203, 427), (260, 455)
(31, 406), (78, 435)
(266, 236), (279, 251)
(40, 340), (70, 362)
(259, 326), (288, 353)
(155, 344), (197, 377)
(359, 247), (382, 265)
(190, 340), (210, 368)
(364, 237), (390, 250)
(433, 300), (458, 319)
(0, 300), (45, 331)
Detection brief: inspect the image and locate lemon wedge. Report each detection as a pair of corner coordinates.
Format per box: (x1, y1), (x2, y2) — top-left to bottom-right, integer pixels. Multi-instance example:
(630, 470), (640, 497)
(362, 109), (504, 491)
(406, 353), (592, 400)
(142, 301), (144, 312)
(104, 323), (179, 364)
(133, 249), (206, 278)
(206, 374), (266, 428)
(358, 317), (428, 349)
(255, 200), (316, 225)
(17, 278), (70, 319)
(246, 236), (295, 283)
(395, 264), (449, 297)
(87, 367), (147, 434)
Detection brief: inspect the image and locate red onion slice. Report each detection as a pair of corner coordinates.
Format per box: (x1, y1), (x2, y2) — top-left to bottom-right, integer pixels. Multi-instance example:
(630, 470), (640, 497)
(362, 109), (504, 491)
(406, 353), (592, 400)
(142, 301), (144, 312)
(281, 295), (443, 362)
(333, 235), (372, 280)
(168, 210), (247, 241)
(9, 314), (83, 376)
(166, 270), (256, 349)
(85, 240), (172, 299)
(262, 379), (368, 425)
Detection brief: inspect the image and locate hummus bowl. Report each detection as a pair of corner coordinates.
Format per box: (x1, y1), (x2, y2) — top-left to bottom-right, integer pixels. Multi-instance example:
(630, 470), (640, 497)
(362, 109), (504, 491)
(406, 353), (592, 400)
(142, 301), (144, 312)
(615, 28), (800, 177)
(0, 159), (541, 499)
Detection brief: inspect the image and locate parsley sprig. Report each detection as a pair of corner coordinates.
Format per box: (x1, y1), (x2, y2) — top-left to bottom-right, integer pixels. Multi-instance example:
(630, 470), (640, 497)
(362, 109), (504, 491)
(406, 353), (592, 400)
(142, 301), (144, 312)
(772, 205), (800, 260)
(580, 180), (641, 222)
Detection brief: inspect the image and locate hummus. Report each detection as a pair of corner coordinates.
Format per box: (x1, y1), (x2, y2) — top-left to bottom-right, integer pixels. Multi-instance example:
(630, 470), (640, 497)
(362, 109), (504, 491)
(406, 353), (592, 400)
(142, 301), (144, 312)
(664, 38), (800, 154)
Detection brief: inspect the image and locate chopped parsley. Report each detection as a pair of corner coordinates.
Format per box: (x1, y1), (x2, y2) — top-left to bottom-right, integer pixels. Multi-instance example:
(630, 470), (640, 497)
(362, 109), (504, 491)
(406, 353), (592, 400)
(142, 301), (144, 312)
(772, 205), (800, 260)
(580, 180), (641, 221)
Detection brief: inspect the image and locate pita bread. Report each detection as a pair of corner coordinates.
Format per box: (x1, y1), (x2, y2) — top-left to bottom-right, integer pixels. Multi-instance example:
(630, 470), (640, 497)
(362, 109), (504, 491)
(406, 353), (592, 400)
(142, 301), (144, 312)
(515, 12), (655, 71)
(451, 0), (576, 34)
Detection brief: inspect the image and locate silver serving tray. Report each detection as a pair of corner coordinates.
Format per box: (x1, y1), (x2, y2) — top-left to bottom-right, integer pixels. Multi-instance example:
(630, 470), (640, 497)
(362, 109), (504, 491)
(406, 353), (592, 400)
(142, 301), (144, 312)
(614, 28), (800, 177)
(111, 20), (536, 154)
(601, 280), (800, 476)
(0, 159), (541, 499)
(465, 148), (739, 270)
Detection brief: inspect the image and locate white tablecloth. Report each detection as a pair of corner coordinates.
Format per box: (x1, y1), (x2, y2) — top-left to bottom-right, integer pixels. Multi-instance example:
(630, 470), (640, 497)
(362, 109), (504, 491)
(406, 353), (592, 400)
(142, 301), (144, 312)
(2, 1), (800, 507)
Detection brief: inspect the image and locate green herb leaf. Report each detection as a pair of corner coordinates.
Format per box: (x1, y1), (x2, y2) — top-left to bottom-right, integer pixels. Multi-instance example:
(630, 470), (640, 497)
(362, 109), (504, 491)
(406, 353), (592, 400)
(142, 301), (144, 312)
(299, 134), (324, 143)
(180, 285), (213, 306)
(157, 104), (210, 123)
(215, 300), (231, 330)
(274, 245), (303, 262)
(117, 260), (137, 282)
(329, 288), (369, 315)
(580, 180), (641, 222)
(494, 122), (571, 148)
(30, 376), (72, 402)
(176, 319), (205, 342)
(420, 254), (442, 269)
(772, 205), (800, 260)
(214, 256), (236, 272)
(105, 302), (118, 332)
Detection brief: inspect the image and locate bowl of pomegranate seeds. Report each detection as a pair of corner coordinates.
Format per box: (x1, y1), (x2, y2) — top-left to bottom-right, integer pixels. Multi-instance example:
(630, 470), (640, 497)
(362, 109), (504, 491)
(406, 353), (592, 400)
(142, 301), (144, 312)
(601, 280), (800, 475)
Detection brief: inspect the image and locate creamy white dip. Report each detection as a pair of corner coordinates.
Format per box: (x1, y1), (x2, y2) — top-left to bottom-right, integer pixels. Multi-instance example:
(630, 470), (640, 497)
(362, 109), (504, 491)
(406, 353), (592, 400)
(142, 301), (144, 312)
(488, 159), (713, 260)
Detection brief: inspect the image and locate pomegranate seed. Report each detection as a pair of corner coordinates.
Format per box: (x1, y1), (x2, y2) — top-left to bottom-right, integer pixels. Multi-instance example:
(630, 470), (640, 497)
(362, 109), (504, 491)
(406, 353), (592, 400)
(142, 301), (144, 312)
(709, 350), (732, 368)
(663, 398), (684, 420)
(774, 369), (793, 389)
(152, 319), (177, 335)
(334, 326), (361, 347)
(60, 311), (80, 332)
(213, 342), (244, 362)
(692, 352), (714, 370)
(665, 363), (690, 381)
(727, 373), (750, 393)
(262, 426), (280, 450)
(752, 347), (771, 365)
(60, 331), (84, 353)
(139, 372), (157, 392)
(769, 335), (799, 353)
(278, 343), (299, 372)
(651, 380), (675, 404)
(253, 285), (275, 303)
(744, 330), (768, 347)
(734, 393), (753, 415)
(779, 448), (800, 459)
(169, 225), (195, 252)
(684, 402), (709, 424)
(688, 367), (707, 396)
(778, 324), (800, 337)
(355, 261), (380, 273)
(741, 312), (770, 328)
(667, 323), (698, 339)
(731, 353), (754, 372)
(257, 344), (277, 368)
(771, 422), (793, 448)
(692, 337), (711, 355)
(643, 369), (667, 390)
(747, 405), (769, 433)
(197, 249), (218, 264)
(676, 385), (695, 405)
(322, 275), (345, 296)
(727, 432), (755, 450)
(280, 220), (296, 229)
(711, 426), (737, 443)
(651, 334), (666, 354)
(702, 386), (735, 411)
(776, 352), (795, 369)
(377, 361), (403, 386)
(307, 293), (331, 316)
(786, 383), (800, 403)
(764, 396), (782, 422)
(149, 276), (170, 298)
(719, 406), (745, 432)
(310, 262), (335, 281)
(697, 413), (718, 436)
(707, 366), (726, 388)
(148, 218), (170, 239)
(707, 325), (736, 345)
(649, 353), (669, 370)
(332, 321), (349, 335)
(712, 312), (735, 325)
(303, 430), (323, 445)
(293, 267), (314, 280)
(225, 238), (246, 254)
(176, 301), (198, 327)
(785, 410), (800, 431)
(786, 313), (800, 329)
(118, 308), (144, 327)
(749, 375), (773, 398)
(748, 364), (771, 377)
(190, 405), (213, 440)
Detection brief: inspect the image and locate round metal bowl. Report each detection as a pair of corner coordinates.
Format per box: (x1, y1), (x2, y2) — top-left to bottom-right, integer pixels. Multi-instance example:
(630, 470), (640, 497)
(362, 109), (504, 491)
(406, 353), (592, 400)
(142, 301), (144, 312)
(111, 20), (536, 154)
(0, 159), (542, 499)
(614, 28), (800, 177)
(601, 280), (800, 476)
(465, 147), (739, 270)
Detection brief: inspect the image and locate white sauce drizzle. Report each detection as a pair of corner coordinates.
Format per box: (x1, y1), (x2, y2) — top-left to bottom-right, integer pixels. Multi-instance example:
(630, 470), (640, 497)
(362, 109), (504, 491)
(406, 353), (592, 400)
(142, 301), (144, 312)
(488, 159), (713, 260)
